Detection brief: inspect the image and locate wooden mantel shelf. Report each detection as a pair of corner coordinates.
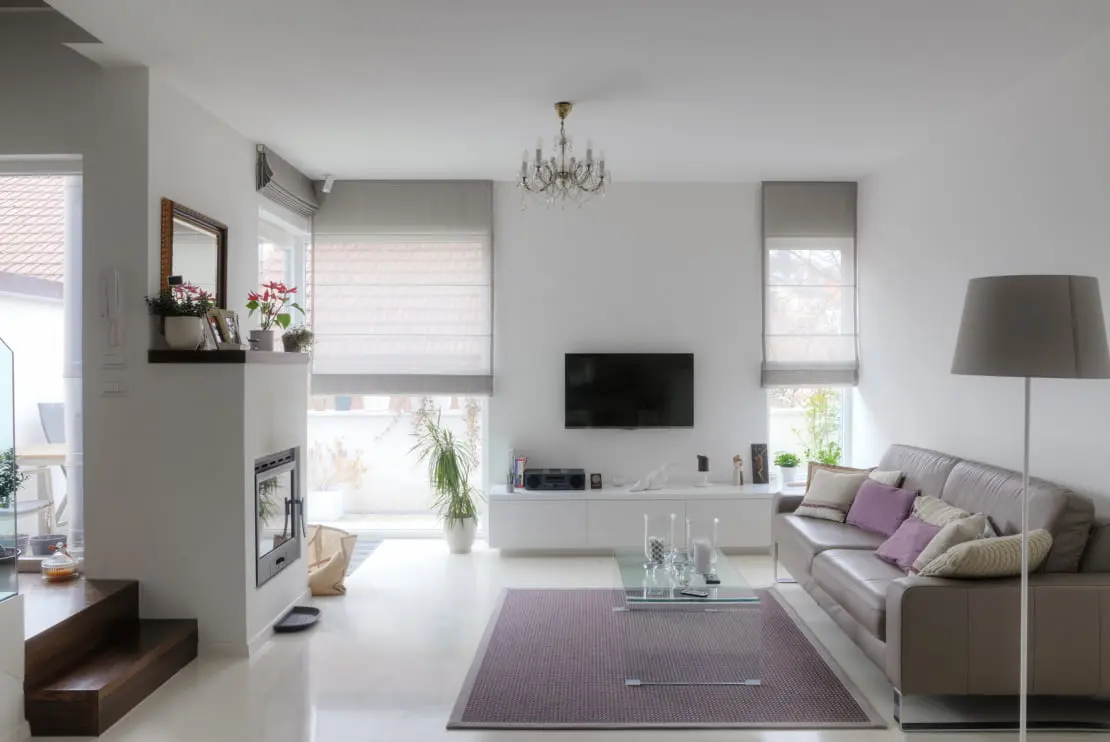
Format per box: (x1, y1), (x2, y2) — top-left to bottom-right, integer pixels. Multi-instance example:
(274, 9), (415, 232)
(148, 350), (310, 364)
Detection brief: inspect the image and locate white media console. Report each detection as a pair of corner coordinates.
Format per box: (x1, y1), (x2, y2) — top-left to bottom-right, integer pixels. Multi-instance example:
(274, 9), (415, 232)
(488, 482), (781, 553)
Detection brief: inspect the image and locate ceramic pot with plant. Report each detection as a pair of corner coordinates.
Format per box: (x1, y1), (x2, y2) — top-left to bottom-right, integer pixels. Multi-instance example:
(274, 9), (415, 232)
(0, 447), (27, 510)
(246, 282), (304, 351)
(411, 412), (483, 554)
(774, 452), (802, 484)
(145, 278), (214, 350)
(282, 326), (314, 353)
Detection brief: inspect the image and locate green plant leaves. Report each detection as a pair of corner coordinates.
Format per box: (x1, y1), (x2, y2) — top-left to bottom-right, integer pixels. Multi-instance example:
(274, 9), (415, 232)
(409, 412), (483, 525)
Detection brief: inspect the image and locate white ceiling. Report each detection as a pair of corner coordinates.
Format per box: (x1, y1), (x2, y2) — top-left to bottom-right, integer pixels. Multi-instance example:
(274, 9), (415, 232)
(48, 0), (1110, 181)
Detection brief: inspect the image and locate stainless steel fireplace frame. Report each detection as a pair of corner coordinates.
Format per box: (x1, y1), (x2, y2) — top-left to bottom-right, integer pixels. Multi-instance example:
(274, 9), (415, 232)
(255, 447), (302, 588)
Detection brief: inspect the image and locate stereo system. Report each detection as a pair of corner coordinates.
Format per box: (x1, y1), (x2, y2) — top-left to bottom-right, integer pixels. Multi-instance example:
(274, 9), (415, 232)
(523, 468), (587, 491)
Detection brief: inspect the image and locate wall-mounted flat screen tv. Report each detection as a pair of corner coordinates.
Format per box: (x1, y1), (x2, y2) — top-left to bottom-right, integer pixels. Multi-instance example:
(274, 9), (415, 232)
(565, 353), (694, 429)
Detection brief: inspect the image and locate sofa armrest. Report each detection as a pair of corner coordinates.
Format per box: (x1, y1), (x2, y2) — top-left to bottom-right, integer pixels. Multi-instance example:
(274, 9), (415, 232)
(773, 493), (804, 515)
(886, 573), (1110, 696)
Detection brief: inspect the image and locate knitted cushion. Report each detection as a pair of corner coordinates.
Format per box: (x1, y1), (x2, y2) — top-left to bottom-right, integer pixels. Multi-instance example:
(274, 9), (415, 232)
(919, 530), (1053, 578)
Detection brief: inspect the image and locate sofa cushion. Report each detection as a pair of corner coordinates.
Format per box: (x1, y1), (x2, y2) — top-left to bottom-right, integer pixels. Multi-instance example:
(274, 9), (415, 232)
(774, 514), (887, 571)
(795, 468), (871, 523)
(876, 517), (941, 572)
(846, 480), (918, 537)
(940, 460), (1093, 573)
(918, 530), (1053, 578)
(811, 549), (905, 640)
(911, 513), (988, 573)
(912, 495), (970, 527)
(878, 445), (961, 499)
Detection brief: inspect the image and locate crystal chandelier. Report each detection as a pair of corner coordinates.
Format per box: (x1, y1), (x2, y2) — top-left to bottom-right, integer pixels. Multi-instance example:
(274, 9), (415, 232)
(518, 102), (610, 207)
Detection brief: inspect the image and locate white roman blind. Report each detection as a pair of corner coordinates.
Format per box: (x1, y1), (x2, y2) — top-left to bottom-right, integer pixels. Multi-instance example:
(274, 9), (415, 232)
(762, 182), (858, 387)
(311, 181), (493, 395)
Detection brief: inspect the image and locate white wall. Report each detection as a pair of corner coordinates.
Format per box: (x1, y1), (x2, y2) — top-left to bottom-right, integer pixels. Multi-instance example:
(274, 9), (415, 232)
(0, 595), (26, 742)
(855, 28), (1110, 508)
(490, 183), (765, 485)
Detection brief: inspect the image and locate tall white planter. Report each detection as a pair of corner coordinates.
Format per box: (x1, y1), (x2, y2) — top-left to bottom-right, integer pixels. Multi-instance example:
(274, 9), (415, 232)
(164, 316), (206, 350)
(444, 518), (477, 554)
(779, 466), (801, 484)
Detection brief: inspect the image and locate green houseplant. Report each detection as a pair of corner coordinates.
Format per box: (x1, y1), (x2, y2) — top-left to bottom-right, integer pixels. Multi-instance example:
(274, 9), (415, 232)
(410, 412), (483, 554)
(282, 326), (315, 353)
(145, 280), (214, 350)
(0, 447), (28, 509)
(773, 451), (802, 484)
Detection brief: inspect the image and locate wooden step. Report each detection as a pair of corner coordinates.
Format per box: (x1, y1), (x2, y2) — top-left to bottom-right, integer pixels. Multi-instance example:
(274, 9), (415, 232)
(25, 619), (198, 737)
(20, 574), (139, 689)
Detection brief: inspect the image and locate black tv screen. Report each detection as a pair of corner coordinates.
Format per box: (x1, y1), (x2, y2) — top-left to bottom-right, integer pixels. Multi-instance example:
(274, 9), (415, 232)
(565, 353), (694, 429)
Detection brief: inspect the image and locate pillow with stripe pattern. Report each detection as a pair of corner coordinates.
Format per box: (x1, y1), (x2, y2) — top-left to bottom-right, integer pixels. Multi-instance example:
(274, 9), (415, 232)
(918, 530), (1053, 578)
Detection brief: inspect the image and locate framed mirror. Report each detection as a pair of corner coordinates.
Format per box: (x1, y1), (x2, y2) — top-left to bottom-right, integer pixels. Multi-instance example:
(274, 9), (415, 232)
(159, 198), (228, 308)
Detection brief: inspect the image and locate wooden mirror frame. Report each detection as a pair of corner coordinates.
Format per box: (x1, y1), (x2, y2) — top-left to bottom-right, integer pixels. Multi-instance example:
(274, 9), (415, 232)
(159, 198), (229, 308)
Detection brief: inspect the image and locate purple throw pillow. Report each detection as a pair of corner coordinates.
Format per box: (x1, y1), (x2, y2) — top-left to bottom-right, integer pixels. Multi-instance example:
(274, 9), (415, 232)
(846, 479), (918, 537)
(875, 516), (941, 572)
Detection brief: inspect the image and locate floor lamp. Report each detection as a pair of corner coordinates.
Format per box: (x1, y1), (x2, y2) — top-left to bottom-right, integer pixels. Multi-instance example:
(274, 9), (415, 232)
(951, 275), (1110, 737)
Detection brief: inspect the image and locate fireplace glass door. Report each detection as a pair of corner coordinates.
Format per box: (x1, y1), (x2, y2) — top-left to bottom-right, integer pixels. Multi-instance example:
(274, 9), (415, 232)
(256, 448), (301, 586)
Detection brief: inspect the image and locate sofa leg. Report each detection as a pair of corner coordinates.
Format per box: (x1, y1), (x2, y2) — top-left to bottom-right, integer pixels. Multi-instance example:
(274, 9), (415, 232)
(772, 543), (797, 584)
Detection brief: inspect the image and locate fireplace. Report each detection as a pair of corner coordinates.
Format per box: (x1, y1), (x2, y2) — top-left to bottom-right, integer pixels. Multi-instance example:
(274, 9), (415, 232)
(255, 448), (302, 587)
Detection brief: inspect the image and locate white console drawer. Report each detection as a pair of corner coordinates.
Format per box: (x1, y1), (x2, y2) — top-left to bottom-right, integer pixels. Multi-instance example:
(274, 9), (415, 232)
(489, 500), (589, 550)
(685, 499), (772, 549)
(587, 500), (686, 548)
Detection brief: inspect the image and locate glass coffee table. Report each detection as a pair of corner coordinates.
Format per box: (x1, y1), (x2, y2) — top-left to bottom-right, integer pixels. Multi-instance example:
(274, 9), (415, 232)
(613, 548), (762, 686)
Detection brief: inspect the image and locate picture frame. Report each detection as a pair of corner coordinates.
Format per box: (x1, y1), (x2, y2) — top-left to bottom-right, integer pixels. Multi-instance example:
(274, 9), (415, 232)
(215, 309), (242, 345)
(205, 310), (224, 347)
(751, 443), (769, 485)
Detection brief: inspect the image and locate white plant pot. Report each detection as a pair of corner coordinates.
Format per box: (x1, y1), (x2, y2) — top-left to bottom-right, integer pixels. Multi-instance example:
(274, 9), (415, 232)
(307, 489), (344, 523)
(250, 329), (277, 351)
(444, 518), (477, 554)
(780, 466), (801, 484)
(164, 316), (206, 350)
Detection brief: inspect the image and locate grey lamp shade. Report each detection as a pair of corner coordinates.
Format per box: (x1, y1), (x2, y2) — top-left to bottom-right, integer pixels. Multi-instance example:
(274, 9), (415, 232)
(952, 275), (1110, 379)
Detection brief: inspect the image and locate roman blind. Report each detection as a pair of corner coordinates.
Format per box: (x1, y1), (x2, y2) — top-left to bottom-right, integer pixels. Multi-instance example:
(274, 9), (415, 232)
(255, 145), (319, 218)
(762, 182), (858, 387)
(311, 181), (493, 395)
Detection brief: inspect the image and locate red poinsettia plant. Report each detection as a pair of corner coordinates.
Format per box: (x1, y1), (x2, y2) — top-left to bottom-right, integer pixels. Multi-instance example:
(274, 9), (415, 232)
(246, 281), (304, 331)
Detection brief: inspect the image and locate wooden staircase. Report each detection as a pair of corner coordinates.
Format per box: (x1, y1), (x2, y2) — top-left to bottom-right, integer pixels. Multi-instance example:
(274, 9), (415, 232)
(20, 574), (198, 737)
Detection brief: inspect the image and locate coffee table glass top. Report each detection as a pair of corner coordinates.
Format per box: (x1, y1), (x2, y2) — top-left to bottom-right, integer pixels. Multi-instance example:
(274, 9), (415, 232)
(613, 548), (761, 604)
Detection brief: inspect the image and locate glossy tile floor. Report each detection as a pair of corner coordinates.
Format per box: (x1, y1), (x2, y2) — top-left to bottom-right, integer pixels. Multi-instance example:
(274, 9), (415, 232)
(50, 541), (1087, 742)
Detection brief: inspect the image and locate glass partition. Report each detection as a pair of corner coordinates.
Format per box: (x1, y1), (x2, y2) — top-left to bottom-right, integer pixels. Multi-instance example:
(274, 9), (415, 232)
(0, 335), (15, 600)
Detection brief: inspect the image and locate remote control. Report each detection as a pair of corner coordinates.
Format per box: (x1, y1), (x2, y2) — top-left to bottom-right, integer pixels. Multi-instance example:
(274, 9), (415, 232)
(680, 588), (709, 598)
(705, 573), (720, 584)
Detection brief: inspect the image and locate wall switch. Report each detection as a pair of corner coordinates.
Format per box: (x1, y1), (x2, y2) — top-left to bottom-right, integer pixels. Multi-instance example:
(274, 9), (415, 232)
(102, 353), (126, 369)
(101, 379), (129, 397)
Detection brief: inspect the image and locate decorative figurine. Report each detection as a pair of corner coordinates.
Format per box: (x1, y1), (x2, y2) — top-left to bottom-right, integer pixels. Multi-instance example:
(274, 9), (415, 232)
(733, 454), (745, 486)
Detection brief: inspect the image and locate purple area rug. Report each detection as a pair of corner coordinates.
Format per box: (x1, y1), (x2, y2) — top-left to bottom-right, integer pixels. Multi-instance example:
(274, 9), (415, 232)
(449, 588), (885, 729)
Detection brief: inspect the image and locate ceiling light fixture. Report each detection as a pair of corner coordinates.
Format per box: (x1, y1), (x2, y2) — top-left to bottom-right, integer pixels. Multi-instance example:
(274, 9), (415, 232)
(518, 102), (609, 208)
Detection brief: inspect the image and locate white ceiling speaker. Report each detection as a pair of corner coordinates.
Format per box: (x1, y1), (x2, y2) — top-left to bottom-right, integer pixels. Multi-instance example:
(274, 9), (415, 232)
(322, 175), (336, 194)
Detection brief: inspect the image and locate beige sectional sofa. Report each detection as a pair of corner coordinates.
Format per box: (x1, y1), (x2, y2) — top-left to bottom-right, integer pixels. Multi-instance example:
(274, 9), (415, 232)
(773, 444), (1110, 715)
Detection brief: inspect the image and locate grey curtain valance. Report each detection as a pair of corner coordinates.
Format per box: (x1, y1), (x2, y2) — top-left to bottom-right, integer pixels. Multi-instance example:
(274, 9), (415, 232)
(762, 181), (856, 239)
(255, 145), (319, 218)
(313, 180), (492, 235)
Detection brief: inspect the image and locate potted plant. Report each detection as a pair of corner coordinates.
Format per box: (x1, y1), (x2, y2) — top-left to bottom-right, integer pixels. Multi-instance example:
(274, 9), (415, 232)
(282, 326), (314, 353)
(410, 412), (483, 554)
(144, 278), (214, 349)
(307, 439), (367, 522)
(0, 448), (29, 556)
(246, 281), (303, 351)
(774, 452), (802, 484)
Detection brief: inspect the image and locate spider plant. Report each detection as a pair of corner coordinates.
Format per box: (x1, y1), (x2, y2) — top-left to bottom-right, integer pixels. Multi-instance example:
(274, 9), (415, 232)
(410, 412), (483, 525)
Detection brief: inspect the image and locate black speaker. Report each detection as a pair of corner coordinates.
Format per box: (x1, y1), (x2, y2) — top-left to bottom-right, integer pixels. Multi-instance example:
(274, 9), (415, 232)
(523, 468), (586, 491)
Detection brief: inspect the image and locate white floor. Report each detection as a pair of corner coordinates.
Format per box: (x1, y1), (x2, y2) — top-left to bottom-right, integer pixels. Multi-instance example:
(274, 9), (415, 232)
(50, 541), (1091, 742)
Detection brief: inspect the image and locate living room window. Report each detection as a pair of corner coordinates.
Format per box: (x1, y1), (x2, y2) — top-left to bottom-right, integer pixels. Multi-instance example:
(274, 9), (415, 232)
(307, 182), (493, 534)
(761, 182), (857, 469)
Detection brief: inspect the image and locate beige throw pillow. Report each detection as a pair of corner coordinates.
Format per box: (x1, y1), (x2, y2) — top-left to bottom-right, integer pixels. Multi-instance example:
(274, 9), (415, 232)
(795, 468), (872, 523)
(918, 530), (1053, 578)
(913, 495), (971, 527)
(868, 469), (904, 487)
(911, 513), (987, 573)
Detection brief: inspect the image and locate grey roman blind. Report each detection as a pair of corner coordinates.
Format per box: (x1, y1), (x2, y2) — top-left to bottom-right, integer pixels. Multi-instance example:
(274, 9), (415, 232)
(255, 145), (319, 218)
(762, 182), (858, 387)
(311, 180), (493, 396)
